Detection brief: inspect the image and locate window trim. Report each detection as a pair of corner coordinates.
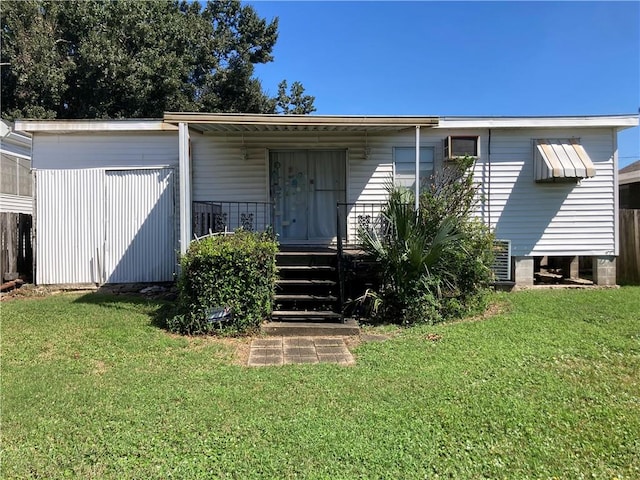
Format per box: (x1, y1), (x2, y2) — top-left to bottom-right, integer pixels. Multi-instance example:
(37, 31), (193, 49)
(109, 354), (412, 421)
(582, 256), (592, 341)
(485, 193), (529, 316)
(392, 146), (435, 188)
(444, 136), (480, 160)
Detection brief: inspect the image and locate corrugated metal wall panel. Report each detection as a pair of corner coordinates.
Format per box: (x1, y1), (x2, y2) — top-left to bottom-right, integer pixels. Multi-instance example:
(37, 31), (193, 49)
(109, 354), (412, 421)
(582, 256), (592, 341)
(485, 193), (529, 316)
(0, 194), (32, 214)
(35, 169), (104, 284)
(104, 169), (175, 283)
(35, 168), (176, 285)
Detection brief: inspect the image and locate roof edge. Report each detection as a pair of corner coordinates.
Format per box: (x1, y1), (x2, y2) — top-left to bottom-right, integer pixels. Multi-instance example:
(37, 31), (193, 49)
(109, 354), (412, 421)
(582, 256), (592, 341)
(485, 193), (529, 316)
(1, 119), (32, 146)
(438, 114), (639, 129)
(15, 119), (176, 133)
(163, 112), (439, 127)
(12, 114), (639, 132)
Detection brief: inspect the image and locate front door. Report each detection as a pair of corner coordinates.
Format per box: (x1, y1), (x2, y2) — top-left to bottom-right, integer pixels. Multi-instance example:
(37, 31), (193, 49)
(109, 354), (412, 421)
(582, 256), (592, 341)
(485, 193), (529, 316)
(270, 150), (346, 243)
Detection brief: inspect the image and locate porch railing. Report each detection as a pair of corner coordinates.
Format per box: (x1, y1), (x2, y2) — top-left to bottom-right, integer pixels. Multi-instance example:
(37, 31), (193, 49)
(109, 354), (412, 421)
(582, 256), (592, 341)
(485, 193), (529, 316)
(192, 201), (274, 238)
(336, 202), (388, 248)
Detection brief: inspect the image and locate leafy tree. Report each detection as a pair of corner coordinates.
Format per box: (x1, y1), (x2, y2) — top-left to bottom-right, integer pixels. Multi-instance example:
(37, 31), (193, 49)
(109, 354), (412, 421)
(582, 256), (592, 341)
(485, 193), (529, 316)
(275, 80), (316, 114)
(1, 0), (315, 120)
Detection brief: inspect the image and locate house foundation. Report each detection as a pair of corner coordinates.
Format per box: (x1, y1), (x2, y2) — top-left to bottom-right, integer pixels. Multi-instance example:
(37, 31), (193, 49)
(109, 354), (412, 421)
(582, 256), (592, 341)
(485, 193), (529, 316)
(513, 256), (534, 286)
(567, 256), (579, 279)
(592, 256), (616, 286)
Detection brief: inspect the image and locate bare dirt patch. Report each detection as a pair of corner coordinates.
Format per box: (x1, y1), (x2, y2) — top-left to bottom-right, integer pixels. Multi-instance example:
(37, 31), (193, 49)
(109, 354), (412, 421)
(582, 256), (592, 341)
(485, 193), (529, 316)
(167, 333), (253, 366)
(0, 284), (62, 302)
(1, 283), (178, 302)
(91, 360), (109, 375)
(442, 300), (510, 326)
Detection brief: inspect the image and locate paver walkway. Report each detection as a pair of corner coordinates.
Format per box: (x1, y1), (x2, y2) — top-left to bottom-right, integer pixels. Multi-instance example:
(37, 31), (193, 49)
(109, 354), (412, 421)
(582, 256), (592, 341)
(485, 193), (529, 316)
(248, 336), (355, 366)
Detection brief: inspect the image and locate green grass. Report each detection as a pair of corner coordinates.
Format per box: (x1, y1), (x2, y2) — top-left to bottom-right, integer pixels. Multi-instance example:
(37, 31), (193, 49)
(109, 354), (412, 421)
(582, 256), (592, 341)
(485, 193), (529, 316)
(1, 288), (639, 479)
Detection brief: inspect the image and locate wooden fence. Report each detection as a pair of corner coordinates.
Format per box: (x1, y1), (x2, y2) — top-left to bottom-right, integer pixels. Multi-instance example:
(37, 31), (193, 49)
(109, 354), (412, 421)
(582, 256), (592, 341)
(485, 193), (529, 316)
(0, 212), (33, 283)
(618, 209), (640, 285)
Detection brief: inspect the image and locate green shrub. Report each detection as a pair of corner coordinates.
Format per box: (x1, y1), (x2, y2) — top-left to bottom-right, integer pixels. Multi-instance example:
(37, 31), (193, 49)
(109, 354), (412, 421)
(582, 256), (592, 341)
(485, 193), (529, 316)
(168, 230), (278, 335)
(359, 157), (494, 326)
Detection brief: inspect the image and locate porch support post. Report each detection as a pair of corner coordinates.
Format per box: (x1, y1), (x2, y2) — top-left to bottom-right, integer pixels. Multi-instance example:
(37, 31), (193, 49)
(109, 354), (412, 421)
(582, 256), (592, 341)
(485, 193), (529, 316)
(178, 122), (192, 255)
(415, 125), (420, 211)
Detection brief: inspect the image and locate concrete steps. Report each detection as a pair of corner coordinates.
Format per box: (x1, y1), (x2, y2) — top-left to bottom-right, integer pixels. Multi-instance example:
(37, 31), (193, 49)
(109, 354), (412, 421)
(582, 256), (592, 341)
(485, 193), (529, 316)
(261, 319), (360, 337)
(271, 310), (343, 320)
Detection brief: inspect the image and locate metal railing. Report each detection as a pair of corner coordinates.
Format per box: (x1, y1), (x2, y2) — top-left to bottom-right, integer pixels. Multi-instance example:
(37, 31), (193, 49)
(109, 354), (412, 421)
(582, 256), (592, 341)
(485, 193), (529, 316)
(192, 201), (274, 238)
(336, 202), (387, 313)
(336, 202), (388, 248)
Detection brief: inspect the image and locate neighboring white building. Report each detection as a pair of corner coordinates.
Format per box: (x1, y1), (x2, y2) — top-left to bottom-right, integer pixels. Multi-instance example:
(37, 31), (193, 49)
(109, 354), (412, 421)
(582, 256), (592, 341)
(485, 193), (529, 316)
(16, 113), (639, 286)
(1, 119), (32, 214)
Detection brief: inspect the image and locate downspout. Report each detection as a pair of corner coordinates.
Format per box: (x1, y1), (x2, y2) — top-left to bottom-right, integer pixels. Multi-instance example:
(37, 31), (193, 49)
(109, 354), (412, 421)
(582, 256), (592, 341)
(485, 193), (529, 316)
(613, 127), (619, 257)
(488, 128), (492, 229)
(178, 122), (192, 256)
(415, 125), (420, 211)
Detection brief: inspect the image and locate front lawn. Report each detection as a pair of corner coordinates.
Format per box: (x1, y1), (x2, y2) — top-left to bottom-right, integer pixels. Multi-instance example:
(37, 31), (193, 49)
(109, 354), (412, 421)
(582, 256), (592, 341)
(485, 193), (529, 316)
(1, 288), (639, 478)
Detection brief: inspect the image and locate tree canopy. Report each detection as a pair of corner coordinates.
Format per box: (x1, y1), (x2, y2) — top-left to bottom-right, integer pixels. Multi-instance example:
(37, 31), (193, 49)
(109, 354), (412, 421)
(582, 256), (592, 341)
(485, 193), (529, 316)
(0, 0), (316, 120)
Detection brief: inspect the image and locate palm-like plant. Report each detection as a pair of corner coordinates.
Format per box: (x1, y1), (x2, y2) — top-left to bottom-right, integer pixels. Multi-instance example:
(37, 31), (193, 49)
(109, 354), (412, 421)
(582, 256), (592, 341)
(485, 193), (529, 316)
(359, 186), (463, 323)
(358, 156), (494, 325)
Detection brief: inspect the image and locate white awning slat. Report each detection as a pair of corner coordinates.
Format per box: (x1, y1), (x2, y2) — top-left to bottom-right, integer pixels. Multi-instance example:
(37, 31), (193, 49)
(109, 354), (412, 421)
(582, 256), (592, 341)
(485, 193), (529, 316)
(535, 139), (596, 182)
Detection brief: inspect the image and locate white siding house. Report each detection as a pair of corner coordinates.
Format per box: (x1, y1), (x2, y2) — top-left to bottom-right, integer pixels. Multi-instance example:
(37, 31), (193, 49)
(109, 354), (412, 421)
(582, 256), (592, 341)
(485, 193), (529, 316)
(16, 113), (638, 286)
(1, 120), (32, 214)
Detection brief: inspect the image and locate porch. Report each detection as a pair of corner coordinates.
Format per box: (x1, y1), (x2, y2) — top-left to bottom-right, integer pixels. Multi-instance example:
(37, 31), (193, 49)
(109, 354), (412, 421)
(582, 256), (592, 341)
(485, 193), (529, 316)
(192, 200), (386, 248)
(191, 200), (384, 330)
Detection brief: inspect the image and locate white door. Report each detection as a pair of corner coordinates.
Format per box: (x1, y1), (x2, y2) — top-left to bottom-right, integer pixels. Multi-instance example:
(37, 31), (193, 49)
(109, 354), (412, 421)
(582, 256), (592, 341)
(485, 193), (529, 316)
(270, 150), (346, 243)
(104, 169), (175, 283)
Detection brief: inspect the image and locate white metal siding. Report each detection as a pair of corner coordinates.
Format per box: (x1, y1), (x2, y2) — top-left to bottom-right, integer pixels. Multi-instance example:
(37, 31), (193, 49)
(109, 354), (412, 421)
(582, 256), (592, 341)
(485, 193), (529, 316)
(33, 124), (618, 281)
(193, 127), (616, 256)
(191, 132), (400, 205)
(191, 132), (399, 243)
(0, 194), (32, 214)
(104, 169), (175, 283)
(31, 132), (178, 170)
(472, 128), (616, 256)
(35, 169), (105, 284)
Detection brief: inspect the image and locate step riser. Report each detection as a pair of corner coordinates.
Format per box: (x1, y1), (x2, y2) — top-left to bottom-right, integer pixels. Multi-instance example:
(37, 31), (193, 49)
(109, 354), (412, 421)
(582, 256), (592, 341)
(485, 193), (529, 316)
(275, 295), (338, 302)
(262, 320), (359, 337)
(277, 283), (335, 291)
(276, 255), (336, 267)
(275, 304), (339, 314)
(274, 250), (342, 323)
(278, 274), (336, 284)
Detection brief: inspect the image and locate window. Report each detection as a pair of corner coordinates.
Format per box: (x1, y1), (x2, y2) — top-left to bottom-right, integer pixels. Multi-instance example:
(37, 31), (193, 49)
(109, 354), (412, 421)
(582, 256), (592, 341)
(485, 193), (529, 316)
(393, 146), (434, 189)
(0, 152), (32, 196)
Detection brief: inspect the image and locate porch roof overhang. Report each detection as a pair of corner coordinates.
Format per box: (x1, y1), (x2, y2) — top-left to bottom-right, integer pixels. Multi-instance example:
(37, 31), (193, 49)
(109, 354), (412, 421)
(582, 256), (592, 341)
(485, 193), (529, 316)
(163, 112), (439, 133)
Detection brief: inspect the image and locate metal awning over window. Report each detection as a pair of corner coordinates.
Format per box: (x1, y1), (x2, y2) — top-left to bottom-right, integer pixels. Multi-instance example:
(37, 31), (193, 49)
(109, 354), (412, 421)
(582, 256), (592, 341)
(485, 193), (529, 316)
(534, 138), (596, 182)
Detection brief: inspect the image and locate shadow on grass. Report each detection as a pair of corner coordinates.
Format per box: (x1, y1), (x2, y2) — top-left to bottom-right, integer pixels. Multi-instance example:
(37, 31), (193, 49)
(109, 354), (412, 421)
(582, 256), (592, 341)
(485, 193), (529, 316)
(72, 290), (178, 331)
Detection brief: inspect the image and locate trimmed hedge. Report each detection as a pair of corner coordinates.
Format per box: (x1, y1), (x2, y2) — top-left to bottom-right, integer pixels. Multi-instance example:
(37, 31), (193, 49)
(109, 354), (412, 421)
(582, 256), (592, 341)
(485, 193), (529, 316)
(168, 230), (278, 335)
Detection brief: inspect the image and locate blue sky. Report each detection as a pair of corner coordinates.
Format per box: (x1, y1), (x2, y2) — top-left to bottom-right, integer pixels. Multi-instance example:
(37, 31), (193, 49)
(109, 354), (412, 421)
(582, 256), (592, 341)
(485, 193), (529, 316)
(249, 1), (640, 167)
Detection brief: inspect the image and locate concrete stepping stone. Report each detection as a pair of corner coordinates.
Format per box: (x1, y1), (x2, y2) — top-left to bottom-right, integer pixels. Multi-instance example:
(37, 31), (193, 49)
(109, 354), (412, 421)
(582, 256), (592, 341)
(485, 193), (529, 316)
(248, 336), (354, 367)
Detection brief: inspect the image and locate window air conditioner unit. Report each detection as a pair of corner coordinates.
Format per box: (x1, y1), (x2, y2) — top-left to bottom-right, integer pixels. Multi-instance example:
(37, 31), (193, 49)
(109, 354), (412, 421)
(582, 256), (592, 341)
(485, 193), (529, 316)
(444, 136), (480, 160)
